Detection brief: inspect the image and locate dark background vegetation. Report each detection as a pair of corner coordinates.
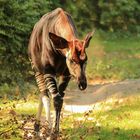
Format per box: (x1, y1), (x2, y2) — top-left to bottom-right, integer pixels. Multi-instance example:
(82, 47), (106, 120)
(0, 0), (140, 86)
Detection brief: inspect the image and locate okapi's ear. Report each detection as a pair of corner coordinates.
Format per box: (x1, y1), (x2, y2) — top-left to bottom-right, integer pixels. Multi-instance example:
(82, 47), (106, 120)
(84, 30), (95, 48)
(49, 32), (68, 49)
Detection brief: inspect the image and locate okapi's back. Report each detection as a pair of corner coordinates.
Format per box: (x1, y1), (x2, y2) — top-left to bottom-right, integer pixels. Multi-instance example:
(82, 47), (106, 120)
(28, 8), (77, 71)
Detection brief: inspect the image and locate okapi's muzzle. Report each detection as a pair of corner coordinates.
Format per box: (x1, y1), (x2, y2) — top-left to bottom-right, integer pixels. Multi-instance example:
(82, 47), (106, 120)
(78, 76), (87, 90)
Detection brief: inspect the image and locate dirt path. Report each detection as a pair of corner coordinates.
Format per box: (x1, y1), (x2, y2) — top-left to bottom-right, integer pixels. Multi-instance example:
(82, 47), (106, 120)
(64, 79), (140, 113)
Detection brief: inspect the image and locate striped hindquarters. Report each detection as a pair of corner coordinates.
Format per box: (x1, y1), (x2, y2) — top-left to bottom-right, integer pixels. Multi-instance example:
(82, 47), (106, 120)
(44, 74), (58, 94)
(35, 72), (47, 93)
(35, 72), (58, 95)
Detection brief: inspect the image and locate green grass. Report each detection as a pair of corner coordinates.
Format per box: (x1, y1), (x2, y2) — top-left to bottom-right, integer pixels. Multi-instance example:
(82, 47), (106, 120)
(86, 32), (140, 80)
(61, 96), (140, 140)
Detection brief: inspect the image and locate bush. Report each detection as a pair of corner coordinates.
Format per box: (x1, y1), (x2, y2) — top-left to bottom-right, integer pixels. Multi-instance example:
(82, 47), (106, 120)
(0, 0), (54, 85)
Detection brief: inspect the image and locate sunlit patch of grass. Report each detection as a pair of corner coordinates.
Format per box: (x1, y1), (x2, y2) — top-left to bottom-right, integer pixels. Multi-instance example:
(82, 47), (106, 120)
(15, 100), (38, 115)
(61, 95), (140, 140)
(98, 96), (140, 132)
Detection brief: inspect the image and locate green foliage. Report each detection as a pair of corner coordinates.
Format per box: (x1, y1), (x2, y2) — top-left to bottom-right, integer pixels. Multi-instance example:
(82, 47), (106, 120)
(60, 0), (140, 35)
(98, 0), (140, 32)
(0, 0), (56, 85)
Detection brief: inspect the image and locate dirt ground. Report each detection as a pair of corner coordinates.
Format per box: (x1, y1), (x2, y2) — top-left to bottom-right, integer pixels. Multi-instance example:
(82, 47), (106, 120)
(64, 79), (140, 113)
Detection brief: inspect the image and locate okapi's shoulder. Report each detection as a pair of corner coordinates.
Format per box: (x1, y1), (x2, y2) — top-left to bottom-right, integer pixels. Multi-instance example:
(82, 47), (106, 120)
(52, 8), (65, 15)
(50, 8), (69, 19)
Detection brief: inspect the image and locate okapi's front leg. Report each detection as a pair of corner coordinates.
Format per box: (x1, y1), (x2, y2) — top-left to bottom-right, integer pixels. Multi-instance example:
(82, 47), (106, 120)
(43, 75), (68, 137)
(52, 76), (71, 133)
(43, 74), (70, 139)
(58, 76), (71, 97)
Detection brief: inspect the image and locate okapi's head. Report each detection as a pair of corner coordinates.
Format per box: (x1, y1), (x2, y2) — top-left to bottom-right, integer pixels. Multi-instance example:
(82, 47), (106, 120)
(49, 32), (93, 90)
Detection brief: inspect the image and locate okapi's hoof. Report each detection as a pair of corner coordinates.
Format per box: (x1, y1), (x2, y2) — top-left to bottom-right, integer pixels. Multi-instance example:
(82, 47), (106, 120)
(50, 134), (59, 140)
(33, 135), (41, 140)
(34, 121), (40, 132)
(42, 126), (51, 138)
(34, 120), (41, 139)
(50, 130), (59, 140)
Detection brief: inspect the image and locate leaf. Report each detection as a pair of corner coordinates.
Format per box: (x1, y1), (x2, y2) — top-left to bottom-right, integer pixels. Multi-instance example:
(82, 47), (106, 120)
(112, 127), (120, 135)
(132, 134), (140, 139)
(9, 109), (16, 116)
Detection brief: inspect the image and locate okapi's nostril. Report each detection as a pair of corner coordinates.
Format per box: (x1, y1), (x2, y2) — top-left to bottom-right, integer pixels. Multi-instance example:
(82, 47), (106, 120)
(78, 82), (87, 90)
(79, 84), (83, 90)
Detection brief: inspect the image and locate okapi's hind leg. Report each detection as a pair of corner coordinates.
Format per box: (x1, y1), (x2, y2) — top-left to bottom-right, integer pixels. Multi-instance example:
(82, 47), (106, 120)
(34, 94), (43, 134)
(34, 72), (51, 138)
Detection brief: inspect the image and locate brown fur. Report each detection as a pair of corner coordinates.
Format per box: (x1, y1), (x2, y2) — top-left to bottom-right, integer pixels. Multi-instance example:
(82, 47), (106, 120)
(28, 8), (78, 74)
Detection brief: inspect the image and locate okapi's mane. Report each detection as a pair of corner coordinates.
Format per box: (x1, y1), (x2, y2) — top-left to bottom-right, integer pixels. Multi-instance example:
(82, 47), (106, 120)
(28, 8), (78, 70)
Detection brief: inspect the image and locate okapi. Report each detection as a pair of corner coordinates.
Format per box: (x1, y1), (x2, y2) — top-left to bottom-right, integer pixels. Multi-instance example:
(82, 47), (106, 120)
(28, 8), (93, 139)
